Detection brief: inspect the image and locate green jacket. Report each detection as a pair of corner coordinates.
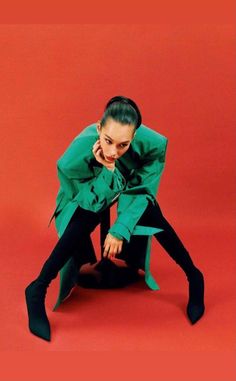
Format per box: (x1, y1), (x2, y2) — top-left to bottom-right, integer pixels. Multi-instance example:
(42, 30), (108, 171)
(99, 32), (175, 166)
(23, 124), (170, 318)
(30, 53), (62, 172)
(48, 122), (168, 310)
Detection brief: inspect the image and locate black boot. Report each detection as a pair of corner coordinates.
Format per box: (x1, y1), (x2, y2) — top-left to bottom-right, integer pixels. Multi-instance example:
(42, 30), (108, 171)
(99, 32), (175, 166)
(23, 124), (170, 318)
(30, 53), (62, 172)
(25, 204), (102, 339)
(136, 200), (205, 324)
(186, 268), (205, 324)
(154, 228), (205, 324)
(24, 239), (73, 341)
(25, 279), (51, 341)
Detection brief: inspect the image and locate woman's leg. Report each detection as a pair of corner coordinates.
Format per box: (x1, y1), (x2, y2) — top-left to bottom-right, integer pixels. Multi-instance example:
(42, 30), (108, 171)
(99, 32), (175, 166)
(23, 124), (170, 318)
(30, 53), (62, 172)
(25, 205), (102, 341)
(137, 200), (205, 324)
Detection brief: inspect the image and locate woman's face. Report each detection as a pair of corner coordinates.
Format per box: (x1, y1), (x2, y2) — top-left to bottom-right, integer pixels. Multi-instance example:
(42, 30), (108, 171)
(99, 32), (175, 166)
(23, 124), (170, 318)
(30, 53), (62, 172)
(96, 118), (136, 163)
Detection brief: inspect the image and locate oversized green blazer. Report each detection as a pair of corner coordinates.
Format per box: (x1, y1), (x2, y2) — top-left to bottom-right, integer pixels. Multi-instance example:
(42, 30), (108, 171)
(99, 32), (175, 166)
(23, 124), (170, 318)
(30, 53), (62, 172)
(47, 122), (168, 310)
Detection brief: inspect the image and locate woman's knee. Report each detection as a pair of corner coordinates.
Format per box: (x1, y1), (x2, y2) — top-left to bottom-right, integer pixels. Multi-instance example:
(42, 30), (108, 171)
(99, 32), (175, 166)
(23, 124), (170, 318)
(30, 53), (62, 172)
(68, 205), (101, 232)
(137, 200), (166, 227)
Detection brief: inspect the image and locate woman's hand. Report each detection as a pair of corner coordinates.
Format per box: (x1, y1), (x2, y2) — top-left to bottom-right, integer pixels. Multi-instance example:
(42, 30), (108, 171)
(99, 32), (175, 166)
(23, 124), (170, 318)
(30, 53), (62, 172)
(103, 233), (123, 259)
(92, 139), (115, 170)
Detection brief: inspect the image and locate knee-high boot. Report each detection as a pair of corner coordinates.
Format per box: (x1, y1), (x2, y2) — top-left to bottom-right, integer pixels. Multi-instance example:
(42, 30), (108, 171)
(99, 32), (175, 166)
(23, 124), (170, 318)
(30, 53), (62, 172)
(25, 207), (101, 341)
(154, 227), (205, 324)
(141, 202), (205, 324)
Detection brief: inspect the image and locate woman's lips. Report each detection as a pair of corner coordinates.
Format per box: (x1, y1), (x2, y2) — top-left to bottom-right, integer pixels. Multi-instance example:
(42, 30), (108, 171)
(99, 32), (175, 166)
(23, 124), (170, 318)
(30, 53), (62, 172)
(106, 156), (116, 162)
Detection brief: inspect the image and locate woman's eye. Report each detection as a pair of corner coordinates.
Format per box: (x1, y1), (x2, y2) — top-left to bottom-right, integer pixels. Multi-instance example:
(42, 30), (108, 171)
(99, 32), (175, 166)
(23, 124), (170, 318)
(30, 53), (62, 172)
(105, 139), (127, 148)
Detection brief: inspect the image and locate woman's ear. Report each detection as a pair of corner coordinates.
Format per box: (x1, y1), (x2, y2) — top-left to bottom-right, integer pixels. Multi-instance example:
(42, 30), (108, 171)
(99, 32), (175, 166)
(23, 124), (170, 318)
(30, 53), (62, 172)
(96, 120), (101, 135)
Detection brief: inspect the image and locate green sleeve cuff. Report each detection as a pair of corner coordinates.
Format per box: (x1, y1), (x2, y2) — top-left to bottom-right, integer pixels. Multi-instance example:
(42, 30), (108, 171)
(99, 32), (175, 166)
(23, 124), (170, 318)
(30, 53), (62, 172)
(108, 222), (131, 243)
(108, 231), (125, 241)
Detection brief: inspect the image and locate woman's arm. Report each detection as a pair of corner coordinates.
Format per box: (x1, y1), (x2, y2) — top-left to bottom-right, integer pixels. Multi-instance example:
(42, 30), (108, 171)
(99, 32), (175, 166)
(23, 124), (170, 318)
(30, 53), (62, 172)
(108, 137), (168, 242)
(56, 135), (127, 213)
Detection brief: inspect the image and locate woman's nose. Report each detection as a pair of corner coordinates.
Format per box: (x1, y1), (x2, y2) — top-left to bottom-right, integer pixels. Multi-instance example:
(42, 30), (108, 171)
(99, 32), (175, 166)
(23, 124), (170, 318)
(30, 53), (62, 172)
(110, 151), (117, 157)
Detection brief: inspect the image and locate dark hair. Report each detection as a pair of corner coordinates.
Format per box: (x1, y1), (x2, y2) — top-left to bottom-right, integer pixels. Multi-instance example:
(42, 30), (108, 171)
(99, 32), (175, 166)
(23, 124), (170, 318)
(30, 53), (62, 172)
(100, 95), (142, 130)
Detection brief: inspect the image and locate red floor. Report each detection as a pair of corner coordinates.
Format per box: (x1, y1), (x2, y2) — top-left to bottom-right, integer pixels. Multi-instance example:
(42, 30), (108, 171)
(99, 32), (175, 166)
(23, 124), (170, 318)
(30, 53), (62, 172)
(1, 216), (235, 381)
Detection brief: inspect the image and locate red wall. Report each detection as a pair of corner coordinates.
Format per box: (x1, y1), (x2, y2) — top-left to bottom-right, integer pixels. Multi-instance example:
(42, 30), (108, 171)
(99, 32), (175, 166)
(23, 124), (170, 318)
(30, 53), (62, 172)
(1, 24), (235, 228)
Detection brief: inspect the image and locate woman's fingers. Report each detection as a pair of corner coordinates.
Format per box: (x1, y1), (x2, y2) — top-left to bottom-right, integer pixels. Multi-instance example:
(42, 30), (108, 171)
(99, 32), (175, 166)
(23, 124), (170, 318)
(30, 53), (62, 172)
(103, 240), (110, 257)
(92, 141), (100, 155)
(92, 140), (115, 170)
(108, 244), (118, 259)
(103, 233), (123, 257)
(103, 242), (123, 258)
(92, 140), (105, 164)
(92, 140), (99, 151)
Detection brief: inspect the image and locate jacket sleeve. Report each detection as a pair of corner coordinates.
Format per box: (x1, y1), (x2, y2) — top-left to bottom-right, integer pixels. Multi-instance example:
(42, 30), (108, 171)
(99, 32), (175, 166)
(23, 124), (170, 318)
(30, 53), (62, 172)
(108, 138), (168, 242)
(56, 136), (127, 213)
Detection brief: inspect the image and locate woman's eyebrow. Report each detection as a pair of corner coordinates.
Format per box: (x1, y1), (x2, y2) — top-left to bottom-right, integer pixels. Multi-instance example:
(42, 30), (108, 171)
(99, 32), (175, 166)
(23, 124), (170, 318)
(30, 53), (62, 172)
(104, 134), (130, 144)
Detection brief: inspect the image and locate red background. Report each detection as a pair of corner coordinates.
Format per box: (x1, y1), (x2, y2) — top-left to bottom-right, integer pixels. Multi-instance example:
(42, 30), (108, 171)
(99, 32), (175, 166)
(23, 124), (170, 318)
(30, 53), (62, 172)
(0, 22), (235, 381)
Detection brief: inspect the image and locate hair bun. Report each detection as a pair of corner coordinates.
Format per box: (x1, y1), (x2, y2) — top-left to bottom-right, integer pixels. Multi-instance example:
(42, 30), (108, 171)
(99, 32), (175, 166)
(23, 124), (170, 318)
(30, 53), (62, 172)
(105, 95), (142, 128)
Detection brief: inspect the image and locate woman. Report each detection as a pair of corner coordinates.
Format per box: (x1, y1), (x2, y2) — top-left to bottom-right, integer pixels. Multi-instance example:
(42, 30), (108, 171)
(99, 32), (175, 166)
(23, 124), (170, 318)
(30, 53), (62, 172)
(25, 95), (205, 341)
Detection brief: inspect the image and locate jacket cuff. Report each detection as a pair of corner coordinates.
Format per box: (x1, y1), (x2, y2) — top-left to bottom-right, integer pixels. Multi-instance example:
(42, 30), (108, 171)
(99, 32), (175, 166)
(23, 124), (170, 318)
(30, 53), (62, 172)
(107, 231), (125, 241)
(108, 222), (131, 243)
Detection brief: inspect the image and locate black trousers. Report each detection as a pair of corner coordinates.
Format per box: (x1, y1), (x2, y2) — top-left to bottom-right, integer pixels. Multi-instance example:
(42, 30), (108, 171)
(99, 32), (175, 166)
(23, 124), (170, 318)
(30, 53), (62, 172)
(38, 200), (196, 284)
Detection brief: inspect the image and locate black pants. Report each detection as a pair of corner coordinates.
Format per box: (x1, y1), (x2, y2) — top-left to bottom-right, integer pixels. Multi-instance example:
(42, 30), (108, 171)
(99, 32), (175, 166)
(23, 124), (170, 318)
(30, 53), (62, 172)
(135, 200), (195, 275)
(38, 199), (196, 285)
